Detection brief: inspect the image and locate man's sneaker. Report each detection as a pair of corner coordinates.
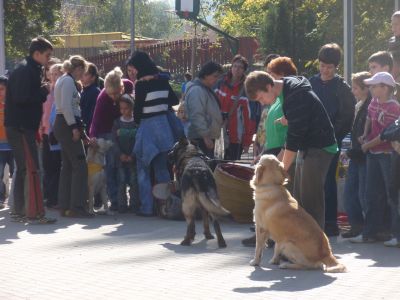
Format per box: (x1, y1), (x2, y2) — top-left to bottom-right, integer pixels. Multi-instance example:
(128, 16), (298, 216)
(384, 238), (400, 247)
(349, 234), (377, 243)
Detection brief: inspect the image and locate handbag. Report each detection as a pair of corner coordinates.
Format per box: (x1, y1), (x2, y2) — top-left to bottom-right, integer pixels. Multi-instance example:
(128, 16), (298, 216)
(381, 119), (400, 142)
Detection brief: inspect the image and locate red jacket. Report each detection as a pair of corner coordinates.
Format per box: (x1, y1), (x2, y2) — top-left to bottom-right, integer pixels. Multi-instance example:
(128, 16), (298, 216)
(215, 75), (253, 147)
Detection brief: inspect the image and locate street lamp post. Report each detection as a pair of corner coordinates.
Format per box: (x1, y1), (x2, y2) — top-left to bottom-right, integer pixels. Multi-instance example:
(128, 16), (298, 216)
(0, 0), (5, 75)
(343, 0), (354, 84)
(130, 0), (135, 54)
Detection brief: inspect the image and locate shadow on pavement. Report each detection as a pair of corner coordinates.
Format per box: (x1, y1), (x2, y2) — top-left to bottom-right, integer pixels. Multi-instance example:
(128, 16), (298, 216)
(233, 267), (336, 293)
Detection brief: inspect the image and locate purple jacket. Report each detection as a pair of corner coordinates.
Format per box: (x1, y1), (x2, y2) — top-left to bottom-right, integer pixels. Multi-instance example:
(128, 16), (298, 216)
(89, 79), (134, 138)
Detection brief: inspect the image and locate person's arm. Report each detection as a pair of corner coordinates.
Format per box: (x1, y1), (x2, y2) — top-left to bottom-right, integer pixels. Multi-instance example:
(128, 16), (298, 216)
(111, 119), (122, 158)
(89, 92), (104, 138)
(241, 98), (253, 152)
(185, 87), (210, 138)
(58, 78), (77, 128)
(334, 82), (356, 141)
(282, 149), (297, 171)
(134, 83), (145, 125)
(361, 135), (382, 152)
(359, 117), (371, 144)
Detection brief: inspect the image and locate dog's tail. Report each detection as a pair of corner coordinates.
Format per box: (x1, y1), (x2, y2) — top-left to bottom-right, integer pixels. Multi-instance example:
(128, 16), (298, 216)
(323, 254), (347, 273)
(198, 190), (230, 217)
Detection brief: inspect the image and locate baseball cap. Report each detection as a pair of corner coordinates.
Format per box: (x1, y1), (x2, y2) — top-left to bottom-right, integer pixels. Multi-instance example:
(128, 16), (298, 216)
(364, 72), (396, 87)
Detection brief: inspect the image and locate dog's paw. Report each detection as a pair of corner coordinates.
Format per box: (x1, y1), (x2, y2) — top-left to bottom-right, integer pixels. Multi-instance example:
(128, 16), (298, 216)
(279, 262), (290, 269)
(180, 239), (192, 246)
(249, 259), (260, 267)
(204, 233), (215, 240)
(218, 240), (227, 248)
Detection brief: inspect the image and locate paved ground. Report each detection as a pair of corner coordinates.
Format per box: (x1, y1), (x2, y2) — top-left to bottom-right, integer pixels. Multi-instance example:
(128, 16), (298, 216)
(0, 206), (399, 300)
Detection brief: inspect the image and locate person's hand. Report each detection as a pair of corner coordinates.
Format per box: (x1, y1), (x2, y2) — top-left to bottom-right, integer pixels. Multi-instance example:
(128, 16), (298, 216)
(88, 138), (98, 148)
(361, 143), (369, 153)
(72, 128), (81, 142)
(42, 82), (51, 93)
(358, 135), (366, 144)
(252, 154), (261, 166)
(203, 136), (214, 150)
(274, 116), (288, 126)
(120, 154), (128, 162)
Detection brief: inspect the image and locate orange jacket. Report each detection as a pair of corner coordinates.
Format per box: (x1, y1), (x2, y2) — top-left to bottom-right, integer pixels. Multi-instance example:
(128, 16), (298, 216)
(215, 75), (253, 147)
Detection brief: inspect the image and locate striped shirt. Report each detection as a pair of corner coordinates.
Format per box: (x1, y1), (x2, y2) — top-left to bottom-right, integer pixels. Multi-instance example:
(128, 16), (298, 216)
(367, 97), (400, 153)
(134, 79), (179, 124)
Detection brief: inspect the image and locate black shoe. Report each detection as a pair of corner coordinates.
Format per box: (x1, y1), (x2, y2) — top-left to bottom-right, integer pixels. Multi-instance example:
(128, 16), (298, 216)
(324, 223), (340, 237)
(241, 235), (256, 247)
(341, 227), (362, 238)
(136, 211), (155, 217)
(109, 204), (119, 212)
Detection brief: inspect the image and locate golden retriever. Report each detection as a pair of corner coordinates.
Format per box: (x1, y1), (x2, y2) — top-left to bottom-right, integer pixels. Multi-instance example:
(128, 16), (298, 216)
(249, 154), (346, 272)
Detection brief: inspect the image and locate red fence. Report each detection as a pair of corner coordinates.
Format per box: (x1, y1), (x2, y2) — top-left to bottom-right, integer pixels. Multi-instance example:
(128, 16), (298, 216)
(88, 37), (259, 77)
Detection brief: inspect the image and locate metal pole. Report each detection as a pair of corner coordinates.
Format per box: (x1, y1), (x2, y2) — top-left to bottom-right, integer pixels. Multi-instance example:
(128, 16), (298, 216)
(130, 0), (135, 53)
(191, 21), (197, 77)
(343, 0), (354, 83)
(395, 0), (400, 11)
(0, 0), (5, 75)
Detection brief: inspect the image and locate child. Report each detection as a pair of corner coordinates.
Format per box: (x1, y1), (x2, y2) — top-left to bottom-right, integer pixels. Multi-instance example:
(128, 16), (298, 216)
(112, 94), (139, 213)
(41, 63), (63, 208)
(368, 51), (393, 75)
(342, 72), (372, 238)
(389, 11), (400, 52)
(0, 76), (13, 210)
(350, 72), (400, 243)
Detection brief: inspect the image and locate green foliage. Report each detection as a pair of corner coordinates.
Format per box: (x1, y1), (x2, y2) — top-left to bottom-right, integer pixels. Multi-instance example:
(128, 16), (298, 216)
(4, 0), (62, 61)
(212, 0), (395, 76)
(73, 0), (180, 39)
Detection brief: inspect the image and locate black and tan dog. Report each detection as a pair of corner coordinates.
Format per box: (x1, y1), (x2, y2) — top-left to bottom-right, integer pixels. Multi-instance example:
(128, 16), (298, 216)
(168, 137), (230, 248)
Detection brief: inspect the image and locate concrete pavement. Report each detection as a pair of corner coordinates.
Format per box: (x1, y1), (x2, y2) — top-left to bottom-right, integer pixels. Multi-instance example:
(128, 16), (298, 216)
(0, 207), (399, 300)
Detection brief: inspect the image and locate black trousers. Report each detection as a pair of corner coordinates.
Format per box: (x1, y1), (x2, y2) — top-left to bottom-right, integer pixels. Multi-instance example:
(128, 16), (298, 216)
(42, 134), (61, 206)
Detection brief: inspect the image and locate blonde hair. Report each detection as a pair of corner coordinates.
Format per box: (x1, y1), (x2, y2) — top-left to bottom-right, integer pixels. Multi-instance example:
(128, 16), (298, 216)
(50, 63), (63, 74)
(351, 71), (371, 90)
(62, 55), (87, 74)
(105, 67), (124, 92)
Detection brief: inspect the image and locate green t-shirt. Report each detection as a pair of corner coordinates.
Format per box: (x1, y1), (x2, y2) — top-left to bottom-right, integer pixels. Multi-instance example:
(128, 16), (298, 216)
(264, 93), (287, 150)
(323, 143), (339, 154)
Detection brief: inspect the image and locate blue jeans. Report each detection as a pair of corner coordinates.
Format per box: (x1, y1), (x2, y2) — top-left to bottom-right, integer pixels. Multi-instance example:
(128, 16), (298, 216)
(343, 159), (366, 229)
(362, 153), (396, 238)
(136, 152), (171, 215)
(98, 133), (118, 207)
(0, 151), (14, 203)
(117, 162), (139, 210)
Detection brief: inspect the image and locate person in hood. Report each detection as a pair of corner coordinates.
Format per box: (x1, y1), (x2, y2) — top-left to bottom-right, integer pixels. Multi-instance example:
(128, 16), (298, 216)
(245, 71), (337, 229)
(128, 51), (179, 216)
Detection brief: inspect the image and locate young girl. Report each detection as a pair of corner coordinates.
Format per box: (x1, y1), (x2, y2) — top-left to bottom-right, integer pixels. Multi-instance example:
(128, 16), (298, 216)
(351, 72), (400, 243)
(342, 72), (372, 238)
(112, 94), (139, 213)
(41, 63), (63, 208)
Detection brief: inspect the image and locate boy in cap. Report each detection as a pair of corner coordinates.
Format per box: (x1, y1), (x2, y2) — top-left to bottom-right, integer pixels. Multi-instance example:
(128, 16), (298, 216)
(351, 72), (400, 243)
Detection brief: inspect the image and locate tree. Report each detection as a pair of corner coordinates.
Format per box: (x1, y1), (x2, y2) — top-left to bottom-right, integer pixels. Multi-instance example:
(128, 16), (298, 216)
(4, 0), (61, 63)
(212, 0), (395, 75)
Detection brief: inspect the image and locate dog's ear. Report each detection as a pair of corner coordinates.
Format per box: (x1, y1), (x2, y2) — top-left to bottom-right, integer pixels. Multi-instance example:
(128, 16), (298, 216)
(250, 164), (265, 189)
(179, 136), (189, 145)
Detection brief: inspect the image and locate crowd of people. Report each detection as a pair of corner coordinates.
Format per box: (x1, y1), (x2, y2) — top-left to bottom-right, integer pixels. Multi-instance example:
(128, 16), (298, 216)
(1, 11), (400, 250)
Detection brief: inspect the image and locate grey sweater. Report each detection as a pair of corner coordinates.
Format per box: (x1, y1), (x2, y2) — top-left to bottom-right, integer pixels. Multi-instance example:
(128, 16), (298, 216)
(54, 74), (81, 126)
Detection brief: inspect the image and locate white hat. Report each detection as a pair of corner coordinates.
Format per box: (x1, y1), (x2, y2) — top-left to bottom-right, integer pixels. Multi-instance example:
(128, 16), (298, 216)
(364, 72), (396, 87)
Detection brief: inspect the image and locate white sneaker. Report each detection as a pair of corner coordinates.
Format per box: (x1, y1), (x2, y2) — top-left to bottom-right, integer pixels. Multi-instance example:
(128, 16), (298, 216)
(349, 234), (376, 243)
(384, 238), (400, 247)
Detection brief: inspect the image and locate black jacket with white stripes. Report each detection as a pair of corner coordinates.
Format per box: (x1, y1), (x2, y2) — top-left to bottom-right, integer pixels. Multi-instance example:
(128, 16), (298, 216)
(133, 78), (179, 124)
